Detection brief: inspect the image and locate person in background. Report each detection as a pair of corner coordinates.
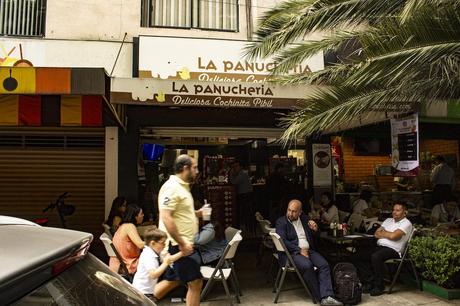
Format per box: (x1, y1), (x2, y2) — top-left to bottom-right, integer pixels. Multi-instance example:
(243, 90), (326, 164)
(319, 192), (339, 224)
(194, 220), (227, 265)
(352, 190), (371, 215)
(229, 161), (254, 232)
(276, 200), (343, 306)
(352, 203), (413, 296)
(431, 155), (456, 205)
(159, 154), (203, 306)
(132, 228), (182, 302)
(106, 196), (127, 235)
(309, 197), (322, 221)
(431, 194), (460, 225)
(267, 163), (289, 223)
(109, 204), (145, 275)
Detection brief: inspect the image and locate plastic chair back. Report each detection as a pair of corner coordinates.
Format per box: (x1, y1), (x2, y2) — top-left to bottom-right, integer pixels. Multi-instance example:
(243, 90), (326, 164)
(100, 233), (116, 257)
(269, 232), (286, 253)
(224, 233), (243, 260)
(102, 223), (113, 239)
(225, 226), (241, 241)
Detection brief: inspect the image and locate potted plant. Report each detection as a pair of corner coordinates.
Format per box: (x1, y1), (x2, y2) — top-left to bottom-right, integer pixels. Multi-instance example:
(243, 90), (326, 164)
(409, 234), (460, 299)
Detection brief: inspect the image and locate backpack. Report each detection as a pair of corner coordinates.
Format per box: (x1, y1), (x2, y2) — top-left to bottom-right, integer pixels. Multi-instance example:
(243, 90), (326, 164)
(333, 262), (362, 305)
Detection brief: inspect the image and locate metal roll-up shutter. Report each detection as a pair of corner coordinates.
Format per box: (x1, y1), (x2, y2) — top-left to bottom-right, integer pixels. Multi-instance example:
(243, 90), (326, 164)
(0, 128), (105, 240)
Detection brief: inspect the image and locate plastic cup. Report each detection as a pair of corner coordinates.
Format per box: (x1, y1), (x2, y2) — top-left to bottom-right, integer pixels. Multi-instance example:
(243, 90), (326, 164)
(203, 205), (212, 221)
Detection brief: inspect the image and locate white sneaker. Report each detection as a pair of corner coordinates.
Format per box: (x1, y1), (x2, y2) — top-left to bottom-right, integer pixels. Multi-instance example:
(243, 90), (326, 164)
(320, 296), (343, 306)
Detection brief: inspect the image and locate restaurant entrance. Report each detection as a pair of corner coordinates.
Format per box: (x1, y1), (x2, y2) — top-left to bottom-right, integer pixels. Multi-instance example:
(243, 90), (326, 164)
(137, 126), (308, 234)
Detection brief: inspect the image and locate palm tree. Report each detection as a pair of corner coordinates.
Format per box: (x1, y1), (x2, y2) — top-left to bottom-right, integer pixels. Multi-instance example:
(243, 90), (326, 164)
(246, 0), (460, 143)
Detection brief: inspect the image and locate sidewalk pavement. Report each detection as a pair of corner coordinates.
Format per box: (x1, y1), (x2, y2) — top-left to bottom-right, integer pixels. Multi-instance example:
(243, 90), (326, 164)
(160, 243), (460, 306)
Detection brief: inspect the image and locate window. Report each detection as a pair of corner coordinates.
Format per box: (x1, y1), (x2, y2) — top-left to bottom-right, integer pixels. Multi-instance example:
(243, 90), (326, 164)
(141, 0), (239, 32)
(0, 0), (46, 36)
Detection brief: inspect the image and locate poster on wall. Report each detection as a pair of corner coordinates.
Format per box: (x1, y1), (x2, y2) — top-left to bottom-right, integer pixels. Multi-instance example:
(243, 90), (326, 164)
(312, 144), (332, 187)
(391, 113), (419, 177)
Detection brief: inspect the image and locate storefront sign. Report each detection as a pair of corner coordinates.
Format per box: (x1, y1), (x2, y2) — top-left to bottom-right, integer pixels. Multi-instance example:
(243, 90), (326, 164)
(391, 113), (419, 176)
(110, 78), (318, 109)
(138, 36), (324, 82)
(312, 144), (332, 187)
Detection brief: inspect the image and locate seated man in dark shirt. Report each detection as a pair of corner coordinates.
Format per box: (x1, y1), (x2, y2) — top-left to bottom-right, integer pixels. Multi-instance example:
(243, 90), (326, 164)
(276, 199), (342, 306)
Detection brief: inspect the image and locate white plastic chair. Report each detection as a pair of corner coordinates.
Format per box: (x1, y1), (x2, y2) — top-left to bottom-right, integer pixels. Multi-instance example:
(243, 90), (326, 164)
(99, 233), (132, 282)
(102, 223), (113, 239)
(269, 232), (317, 304)
(201, 233), (243, 304)
(225, 226), (242, 241)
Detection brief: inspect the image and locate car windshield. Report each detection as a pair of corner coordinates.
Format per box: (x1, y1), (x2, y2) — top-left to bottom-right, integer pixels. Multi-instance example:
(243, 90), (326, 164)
(12, 254), (155, 305)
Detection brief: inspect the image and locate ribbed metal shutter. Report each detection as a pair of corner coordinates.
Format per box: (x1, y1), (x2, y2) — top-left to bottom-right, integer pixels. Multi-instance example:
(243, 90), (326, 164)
(0, 128), (105, 241)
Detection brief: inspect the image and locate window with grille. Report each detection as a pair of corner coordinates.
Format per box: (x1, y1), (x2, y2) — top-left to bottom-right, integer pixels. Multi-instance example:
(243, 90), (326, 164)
(141, 0), (239, 32)
(0, 0), (46, 36)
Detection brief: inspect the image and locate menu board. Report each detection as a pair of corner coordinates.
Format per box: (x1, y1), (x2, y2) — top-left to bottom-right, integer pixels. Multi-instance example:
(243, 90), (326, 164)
(391, 113), (419, 176)
(205, 185), (237, 228)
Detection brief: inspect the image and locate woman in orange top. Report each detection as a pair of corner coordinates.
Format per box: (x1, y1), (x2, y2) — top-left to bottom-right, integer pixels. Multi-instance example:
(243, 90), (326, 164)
(109, 204), (145, 275)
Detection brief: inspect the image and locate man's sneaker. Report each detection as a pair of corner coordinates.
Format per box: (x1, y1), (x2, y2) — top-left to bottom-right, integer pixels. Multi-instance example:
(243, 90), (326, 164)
(320, 296), (343, 306)
(369, 287), (385, 296)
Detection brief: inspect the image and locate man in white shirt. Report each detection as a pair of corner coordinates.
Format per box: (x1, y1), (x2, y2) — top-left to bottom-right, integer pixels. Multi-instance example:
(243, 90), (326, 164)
(352, 203), (413, 296)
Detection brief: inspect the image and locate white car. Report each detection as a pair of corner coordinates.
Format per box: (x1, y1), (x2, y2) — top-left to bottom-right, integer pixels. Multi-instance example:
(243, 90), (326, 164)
(0, 216), (155, 305)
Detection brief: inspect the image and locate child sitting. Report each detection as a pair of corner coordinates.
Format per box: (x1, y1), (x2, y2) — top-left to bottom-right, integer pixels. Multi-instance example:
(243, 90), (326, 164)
(132, 228), (182, 301)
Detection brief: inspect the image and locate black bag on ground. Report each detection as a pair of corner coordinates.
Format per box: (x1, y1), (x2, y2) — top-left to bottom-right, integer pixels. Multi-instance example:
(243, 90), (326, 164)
(333, 262), (362, 305)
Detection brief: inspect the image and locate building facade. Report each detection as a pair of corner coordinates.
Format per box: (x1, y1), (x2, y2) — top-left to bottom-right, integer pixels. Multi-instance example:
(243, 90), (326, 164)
(0, 0), (325, 238)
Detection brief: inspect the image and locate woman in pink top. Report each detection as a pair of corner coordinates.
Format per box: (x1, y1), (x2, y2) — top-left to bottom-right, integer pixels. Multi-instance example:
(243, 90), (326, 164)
(109, 204), (145, 274)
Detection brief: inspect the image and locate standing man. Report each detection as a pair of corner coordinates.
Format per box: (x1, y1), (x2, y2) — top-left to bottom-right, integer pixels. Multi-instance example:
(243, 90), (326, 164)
(276, 199), (343, 306)
(431, 155), (456, 205)
(352, 202), (413, 296)
(229, 161), (254, 232)
(159, 154), (203, 306)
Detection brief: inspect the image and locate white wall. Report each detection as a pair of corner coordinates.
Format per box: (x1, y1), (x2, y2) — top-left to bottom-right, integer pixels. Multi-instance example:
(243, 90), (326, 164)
(0, 38), (132, 77)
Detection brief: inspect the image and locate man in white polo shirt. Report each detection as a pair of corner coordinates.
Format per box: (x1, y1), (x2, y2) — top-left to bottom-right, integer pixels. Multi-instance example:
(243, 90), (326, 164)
(352, 202), (412, 296)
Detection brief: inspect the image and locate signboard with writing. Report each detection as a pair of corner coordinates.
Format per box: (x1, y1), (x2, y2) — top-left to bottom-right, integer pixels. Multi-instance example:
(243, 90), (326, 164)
(110, 78), (319, 109)
(312, 144), (332, 187)
(391, 113), (419, 176)
(138, 36), (324, 82)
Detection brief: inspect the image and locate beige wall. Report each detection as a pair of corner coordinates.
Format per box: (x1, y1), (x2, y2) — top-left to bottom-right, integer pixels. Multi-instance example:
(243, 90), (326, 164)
(46, 0), (253, 42)
(105, 127), (119, 219)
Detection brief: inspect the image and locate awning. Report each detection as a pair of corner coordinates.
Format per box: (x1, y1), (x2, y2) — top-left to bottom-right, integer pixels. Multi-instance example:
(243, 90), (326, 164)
(0, 67), (125, 129)
(0, 67), (106, 95)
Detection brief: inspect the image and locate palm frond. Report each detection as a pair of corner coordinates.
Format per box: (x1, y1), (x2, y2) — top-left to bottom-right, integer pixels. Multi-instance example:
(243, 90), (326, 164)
(245, 0), (404, 60)
(269, 30), (363, 75)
